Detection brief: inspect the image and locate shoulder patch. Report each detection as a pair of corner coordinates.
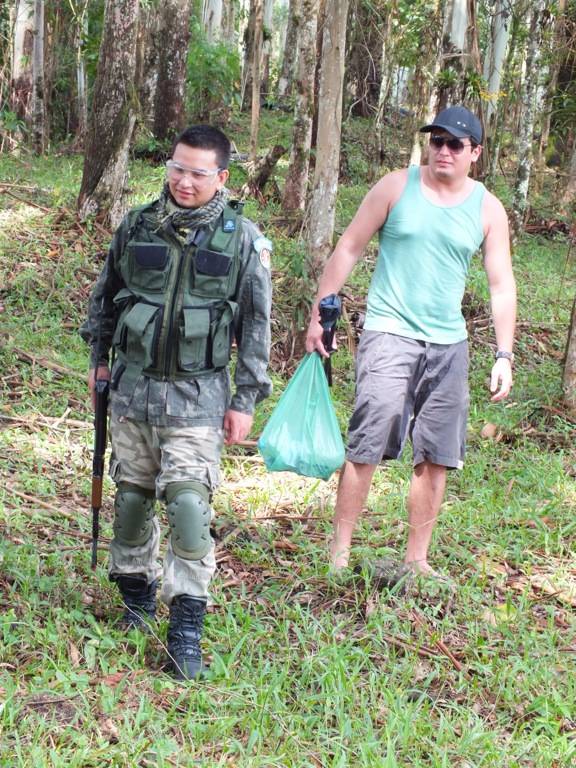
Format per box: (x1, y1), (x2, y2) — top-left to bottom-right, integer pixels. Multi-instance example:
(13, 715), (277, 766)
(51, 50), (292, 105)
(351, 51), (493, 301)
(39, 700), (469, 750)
(259, 249), (271, 270)
(253, 236), (272, 270)
(223, 218), (236, 233)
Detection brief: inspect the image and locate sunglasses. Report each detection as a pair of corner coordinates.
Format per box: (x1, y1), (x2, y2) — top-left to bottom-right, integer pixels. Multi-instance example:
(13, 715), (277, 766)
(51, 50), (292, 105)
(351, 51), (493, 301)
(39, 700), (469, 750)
(429, 135), (474, 154)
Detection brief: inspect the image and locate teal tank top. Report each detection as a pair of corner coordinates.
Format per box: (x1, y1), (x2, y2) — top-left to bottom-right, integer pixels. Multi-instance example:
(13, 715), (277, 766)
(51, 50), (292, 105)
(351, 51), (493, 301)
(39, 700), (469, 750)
(364, 165), (485, 344)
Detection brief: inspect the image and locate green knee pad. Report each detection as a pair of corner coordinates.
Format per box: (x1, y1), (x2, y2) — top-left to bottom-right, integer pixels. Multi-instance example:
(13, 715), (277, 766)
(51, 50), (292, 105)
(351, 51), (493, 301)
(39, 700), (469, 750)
(114, 482), (156, 546)
(165, 481), (212, 560)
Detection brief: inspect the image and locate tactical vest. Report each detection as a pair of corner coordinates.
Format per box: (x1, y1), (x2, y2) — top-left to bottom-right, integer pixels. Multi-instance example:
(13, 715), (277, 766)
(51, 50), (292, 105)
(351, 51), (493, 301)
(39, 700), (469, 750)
(112, 200), (244, 385)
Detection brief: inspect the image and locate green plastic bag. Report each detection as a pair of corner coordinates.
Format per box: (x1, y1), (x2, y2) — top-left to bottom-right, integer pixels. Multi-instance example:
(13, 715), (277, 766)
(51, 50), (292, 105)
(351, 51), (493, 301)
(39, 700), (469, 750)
(258, 353), (345, 480)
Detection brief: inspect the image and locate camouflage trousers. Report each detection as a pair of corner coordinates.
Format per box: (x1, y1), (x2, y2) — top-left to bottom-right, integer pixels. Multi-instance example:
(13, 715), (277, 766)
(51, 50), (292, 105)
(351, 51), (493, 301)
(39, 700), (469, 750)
(108, 414), (224, 604)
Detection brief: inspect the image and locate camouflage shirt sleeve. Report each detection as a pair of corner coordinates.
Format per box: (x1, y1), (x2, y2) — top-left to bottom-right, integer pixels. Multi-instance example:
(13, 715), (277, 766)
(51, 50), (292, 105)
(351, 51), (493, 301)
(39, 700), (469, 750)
(230, 218), (273, 414)
(78, 217), (129, 368)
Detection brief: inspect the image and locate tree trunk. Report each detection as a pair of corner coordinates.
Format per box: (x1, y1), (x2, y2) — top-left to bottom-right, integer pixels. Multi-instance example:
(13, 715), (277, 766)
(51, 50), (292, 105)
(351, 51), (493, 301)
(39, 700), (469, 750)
(242, 0), (256, 110)
(77, 0), (140, 229)
(250, 0), (264, 162)
(511, 0), (549, 239)
(534, 1), (566, 187)
(433, 0), (468, 113)
(277, 0), (300, 104)
(222, 0), (237, 45)
(10, 0), (34, 126)
(408, 0), (443, 166)
(282, 0), (319, 213)
(135, 2), (161, 129)
(260, 0), (273, 100)
(563, 294), (576, 414)
(560, 135), (576, 210)
(31, 0), (45, 153)
(305, 0), (349, 273)
(483, 0), (511, 127)
(203, 0), (223, 43)
(486, 1), (523, 185)
(74, 5), (89, 145)
(374, 5), (395, 176)
(153, 0), (192, 141)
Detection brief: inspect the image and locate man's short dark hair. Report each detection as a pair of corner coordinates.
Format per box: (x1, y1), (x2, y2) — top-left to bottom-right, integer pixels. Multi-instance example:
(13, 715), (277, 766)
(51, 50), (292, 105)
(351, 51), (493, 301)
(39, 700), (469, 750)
(172, 125), (231, 169)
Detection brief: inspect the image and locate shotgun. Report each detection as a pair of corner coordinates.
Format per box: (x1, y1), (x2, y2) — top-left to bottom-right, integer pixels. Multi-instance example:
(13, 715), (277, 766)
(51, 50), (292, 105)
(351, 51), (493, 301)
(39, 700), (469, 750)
(90, 299), (110, 569)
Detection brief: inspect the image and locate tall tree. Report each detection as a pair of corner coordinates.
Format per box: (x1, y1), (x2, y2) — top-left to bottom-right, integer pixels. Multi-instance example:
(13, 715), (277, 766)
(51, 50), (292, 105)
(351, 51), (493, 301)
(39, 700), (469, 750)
(153, 0), (192, 141)
(135, 2), (161, 129)
(78, 0), (140, 228)
(203, 0), (223, 42)
(563, 295), (576, 414)
(511, 0), (550, 238)
(433, 0), (468, 113)
(305, 0), (349, 272)
(483, 0), (511, 128)
(282, 0), (319, 213)
(277, 0), (300, 104)
(408, 0), (443, 166)
(250, 0), (264, 162)
(10, 0), (35, 126)
(31, 0), (45, 152)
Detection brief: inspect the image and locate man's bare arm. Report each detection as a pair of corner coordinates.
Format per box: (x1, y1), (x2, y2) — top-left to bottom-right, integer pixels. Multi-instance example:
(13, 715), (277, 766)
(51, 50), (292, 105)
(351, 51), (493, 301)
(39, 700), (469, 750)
(482, 192), (516, 401)
(306, 170), (408, 354)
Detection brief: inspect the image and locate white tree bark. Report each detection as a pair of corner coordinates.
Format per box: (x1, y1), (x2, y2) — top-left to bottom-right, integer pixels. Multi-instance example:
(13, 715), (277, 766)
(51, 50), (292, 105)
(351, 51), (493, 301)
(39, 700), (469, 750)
(282, 0), (319, 212)
(483, 0), (510, 126)
(10, 0), (34, 123)
(305, 0), (349, 271)
(277, 0), (300, 103)
(222, 0), (237, 44)
(563, 296), (576, 414)
(75, 6), (89, 142)
(203, 0), (223, 43)
(31, 0), (44, 152)
(511, 0), (549, 238)
(250, 0), (264, 161)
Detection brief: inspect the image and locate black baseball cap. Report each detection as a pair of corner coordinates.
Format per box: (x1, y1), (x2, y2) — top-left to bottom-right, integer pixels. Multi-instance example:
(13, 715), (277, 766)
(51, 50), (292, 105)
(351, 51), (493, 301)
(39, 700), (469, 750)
(420, 106), (483, 144)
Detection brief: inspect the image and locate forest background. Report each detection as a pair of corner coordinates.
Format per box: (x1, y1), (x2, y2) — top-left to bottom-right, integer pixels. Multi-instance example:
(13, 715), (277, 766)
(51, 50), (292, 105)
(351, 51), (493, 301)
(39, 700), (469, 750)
(0, 0), (576, 766)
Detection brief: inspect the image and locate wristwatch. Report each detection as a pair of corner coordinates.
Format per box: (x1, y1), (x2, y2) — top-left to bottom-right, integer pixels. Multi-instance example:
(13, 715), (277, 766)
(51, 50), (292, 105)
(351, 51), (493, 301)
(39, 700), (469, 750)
(495, 350), (514, 363)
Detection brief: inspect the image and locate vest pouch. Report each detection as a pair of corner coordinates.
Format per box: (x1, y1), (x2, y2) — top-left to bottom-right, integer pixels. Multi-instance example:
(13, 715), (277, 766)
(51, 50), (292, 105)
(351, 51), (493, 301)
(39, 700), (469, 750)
(112, 288), (135, 352)
(122, 302), (161, 370)
(178, 307), (211, 372)
(192, 248), (237, 298)
(127, 243), (170, 292)
(210, 301), (237, 368)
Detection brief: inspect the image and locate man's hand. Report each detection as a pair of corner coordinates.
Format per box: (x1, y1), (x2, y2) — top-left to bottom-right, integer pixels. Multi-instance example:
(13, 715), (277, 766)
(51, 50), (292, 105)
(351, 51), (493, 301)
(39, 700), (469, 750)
(305, 315), (329, 357)
(88, 365), (110, 411)
(490, 358), (513, 402)
(223, 409), (253, 445)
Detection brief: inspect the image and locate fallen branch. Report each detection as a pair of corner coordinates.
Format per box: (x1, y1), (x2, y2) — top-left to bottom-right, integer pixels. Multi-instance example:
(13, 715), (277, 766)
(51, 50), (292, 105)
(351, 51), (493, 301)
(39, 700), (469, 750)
(0, 187), (52, 212)
(240, 144), (286, 198)
(0, 413), (90, 430)
(411, 609), (464, 673)
(13, 347), (85, 381)
(6, 483), (77, 521)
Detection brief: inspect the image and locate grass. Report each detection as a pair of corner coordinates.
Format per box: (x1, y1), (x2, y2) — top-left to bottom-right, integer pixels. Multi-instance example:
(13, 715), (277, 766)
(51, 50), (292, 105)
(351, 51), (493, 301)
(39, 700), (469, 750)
(1, 118), (576, 767)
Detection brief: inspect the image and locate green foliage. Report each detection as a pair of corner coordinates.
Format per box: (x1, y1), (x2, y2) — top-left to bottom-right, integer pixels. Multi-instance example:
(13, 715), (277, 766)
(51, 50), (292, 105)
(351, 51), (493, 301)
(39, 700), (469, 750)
(186, 19), (241, 123)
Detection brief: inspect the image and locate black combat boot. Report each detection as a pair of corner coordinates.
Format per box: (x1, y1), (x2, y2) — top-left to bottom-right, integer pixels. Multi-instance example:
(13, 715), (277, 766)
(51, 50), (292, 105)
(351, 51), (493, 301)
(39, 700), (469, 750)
(114, 575), (158, 630)
(167, 595), (207, 680)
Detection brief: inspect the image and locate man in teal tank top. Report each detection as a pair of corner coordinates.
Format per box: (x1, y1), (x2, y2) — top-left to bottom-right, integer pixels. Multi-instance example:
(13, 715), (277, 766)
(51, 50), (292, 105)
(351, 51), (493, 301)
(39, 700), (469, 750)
(306, 105), (516, 585)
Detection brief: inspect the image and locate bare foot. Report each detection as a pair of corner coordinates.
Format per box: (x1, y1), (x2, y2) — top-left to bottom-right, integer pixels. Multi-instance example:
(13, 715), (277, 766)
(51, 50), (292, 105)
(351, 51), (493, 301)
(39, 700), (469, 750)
(405, 560), (455, 587)
(329, 540), (351, 570)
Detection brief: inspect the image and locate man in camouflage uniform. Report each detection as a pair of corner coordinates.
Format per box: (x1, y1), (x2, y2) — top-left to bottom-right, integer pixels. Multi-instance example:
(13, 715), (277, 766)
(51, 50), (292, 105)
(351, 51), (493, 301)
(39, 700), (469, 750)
(81, 125), (272, 680)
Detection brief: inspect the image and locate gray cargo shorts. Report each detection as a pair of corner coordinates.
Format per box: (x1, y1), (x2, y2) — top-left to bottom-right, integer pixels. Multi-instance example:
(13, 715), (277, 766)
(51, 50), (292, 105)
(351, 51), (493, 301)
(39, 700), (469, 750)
(347, 331), (469, 469)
